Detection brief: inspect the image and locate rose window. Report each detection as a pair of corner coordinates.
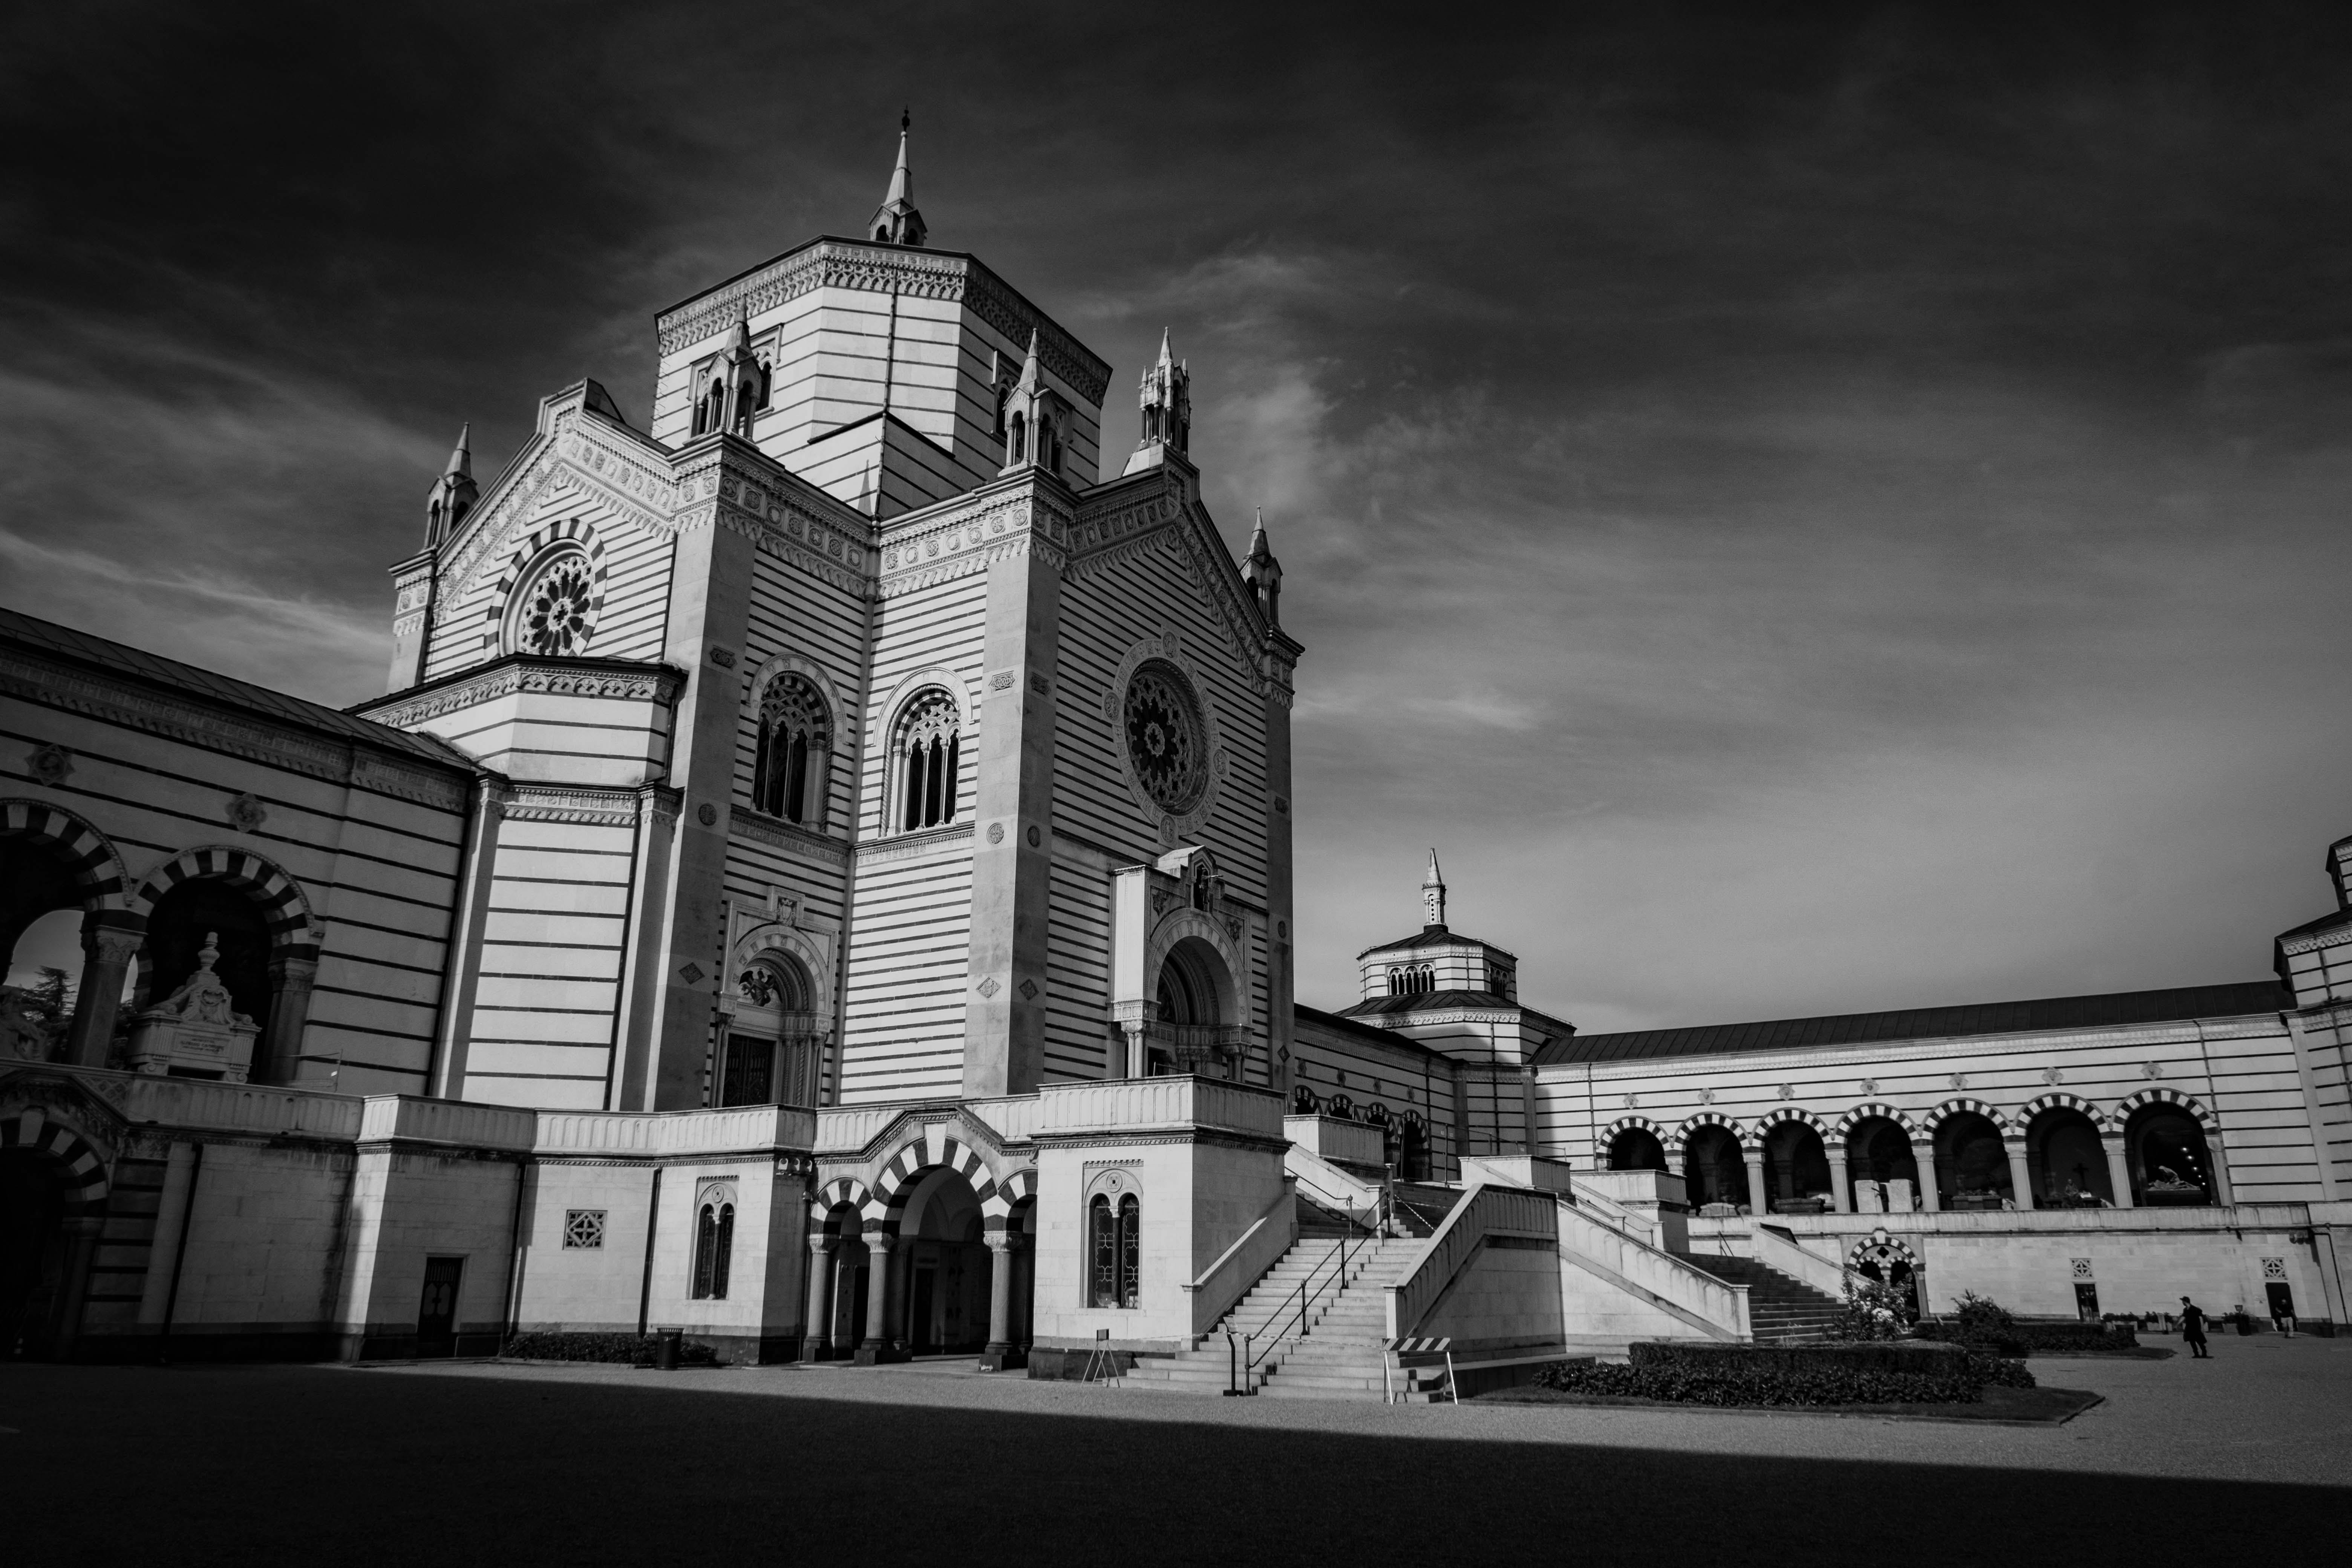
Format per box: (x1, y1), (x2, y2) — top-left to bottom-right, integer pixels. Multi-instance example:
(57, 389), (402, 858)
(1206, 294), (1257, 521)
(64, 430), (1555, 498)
(1123, 661), (1208, 813)
(518, 554), (596, 656)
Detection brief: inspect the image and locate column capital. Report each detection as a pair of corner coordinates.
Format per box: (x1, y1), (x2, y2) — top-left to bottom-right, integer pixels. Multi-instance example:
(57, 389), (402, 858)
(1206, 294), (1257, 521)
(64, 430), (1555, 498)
(808, 1231), (837, 1255)
(87, 926), (144, 965)
(985, 1229), (1022, 1254)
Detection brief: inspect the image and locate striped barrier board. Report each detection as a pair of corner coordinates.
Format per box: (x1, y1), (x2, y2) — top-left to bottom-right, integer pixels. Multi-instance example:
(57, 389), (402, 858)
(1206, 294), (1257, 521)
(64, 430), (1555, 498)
(1383, 1338), (1458, 1405)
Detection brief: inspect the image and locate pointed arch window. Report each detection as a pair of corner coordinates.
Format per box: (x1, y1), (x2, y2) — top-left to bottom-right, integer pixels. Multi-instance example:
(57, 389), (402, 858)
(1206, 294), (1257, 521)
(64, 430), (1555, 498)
(755, 358), (773, 411)
(894, 688), (962, 832)
(752, 674), (831, 826)
(1008, 411), (1026, 463)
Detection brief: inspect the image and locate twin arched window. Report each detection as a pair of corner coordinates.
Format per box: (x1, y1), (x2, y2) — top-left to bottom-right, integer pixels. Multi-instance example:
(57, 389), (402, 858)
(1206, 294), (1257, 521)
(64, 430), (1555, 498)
(896, 689), (961, 831)
(692, 1184), (736, 1300)
(1088, 1192), (1141, 1309)
(1387, 963), (1435, 996)
(752, 674), (830, 825)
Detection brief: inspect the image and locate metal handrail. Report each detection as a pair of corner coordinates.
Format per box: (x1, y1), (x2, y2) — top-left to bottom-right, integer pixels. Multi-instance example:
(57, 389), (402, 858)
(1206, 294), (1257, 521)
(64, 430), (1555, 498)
(1224, 1197), (1384, 1394)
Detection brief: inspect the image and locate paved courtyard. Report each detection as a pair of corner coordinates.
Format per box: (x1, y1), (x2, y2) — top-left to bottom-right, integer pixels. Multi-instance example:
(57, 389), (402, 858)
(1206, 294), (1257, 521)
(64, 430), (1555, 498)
(6, 1334), (2349, 1563)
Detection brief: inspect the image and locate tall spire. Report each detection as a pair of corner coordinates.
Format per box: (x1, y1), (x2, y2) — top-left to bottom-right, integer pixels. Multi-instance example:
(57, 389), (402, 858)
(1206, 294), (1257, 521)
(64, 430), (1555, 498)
(868, 109), (927, 247)
(1422, 849), (1447, 932)
(1242, 507), (1282, 626)
(423, 423), (479, 549)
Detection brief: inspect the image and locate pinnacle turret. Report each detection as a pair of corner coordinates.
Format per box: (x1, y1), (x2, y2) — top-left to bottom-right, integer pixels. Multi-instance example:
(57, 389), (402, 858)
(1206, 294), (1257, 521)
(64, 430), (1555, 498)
(1124, 327), (1192, 476)
(1422, 850), (1447, 933)
(868, 110), (928, 247)
(1242, 507), (1282, 626)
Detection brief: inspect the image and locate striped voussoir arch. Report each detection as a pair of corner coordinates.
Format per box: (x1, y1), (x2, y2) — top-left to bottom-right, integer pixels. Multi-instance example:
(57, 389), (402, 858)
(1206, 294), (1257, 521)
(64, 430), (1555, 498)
(1750, 1105), (1829, 1141)
(1923, 1096), (2008, 1135)
(130, 847), (315, 948)
(1830, 1101), (1914, 1138)
(2116, 1086), (2213, 1126)
(484, 517), (607, 626)
(1597, 1114), (1663, 1147)
(985, 1165), (1037, 1225)
(809, 1177), (872, 1235)
(1665, 1110), (1742, 1153)
(864, 1135), (1000, 1235)
(0, 1115), (111, 1214)
(2016, 1092), (2108, 1130)
(2, 800), (127, 910)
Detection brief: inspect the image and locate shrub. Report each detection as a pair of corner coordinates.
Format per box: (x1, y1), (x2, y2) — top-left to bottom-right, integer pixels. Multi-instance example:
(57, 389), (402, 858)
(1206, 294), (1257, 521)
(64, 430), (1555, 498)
(1830, 1275), (1911, 1341)
(1526, 1340), (2035, 1407)
(502, 1331), (718, 1366)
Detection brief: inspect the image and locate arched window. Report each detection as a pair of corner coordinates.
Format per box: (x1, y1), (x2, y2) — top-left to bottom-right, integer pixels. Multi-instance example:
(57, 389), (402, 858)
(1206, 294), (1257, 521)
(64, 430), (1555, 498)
(1087, 1192), (1142, 1308)
(701, 379), (726, 437)
(691, 374), (709, 437)
(752, 674), (830, 824)
(894, 689), (961, 831)
(692, 1186), (736, 1300)
(1008, 411), (1026, 462)
(876, 225), (890, 243)
(1041, 414), (1060, 475)
(755, 359), (772, 410)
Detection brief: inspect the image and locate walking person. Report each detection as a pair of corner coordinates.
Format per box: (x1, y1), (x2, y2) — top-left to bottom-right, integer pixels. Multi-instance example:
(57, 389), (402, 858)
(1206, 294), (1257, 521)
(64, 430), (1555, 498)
(2180, 1295), (2211, 1358)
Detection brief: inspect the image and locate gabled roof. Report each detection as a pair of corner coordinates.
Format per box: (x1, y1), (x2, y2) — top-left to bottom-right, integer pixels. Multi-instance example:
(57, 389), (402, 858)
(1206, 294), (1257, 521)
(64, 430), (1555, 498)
(1533, 980), (2294, 1067)
(0, 607), (479, 773)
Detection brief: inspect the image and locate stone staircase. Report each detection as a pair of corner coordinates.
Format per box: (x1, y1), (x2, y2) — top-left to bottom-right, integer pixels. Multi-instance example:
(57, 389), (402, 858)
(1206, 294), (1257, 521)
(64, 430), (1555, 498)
(1678, 1253), (1841, 1340)
(1121, 1228), (1405, 1395)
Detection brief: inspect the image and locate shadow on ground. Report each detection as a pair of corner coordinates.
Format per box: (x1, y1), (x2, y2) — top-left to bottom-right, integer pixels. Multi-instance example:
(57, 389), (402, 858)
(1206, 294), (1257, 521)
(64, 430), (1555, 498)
(3, 1364), (2344, 1565)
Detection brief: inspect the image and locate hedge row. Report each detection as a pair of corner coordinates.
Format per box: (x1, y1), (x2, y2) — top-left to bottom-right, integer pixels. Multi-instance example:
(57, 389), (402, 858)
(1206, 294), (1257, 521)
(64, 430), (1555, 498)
(501, 1331), (718, 1366)
(1530, 1341), (2034, 1407)
(1914, 1321), (2138, 1356)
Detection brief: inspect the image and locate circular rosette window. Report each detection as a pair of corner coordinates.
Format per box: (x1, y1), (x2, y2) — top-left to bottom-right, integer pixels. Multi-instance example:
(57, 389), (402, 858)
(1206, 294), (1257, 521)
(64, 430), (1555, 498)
(511, 548), (599, 657)
(1122, 660), (1210, 814)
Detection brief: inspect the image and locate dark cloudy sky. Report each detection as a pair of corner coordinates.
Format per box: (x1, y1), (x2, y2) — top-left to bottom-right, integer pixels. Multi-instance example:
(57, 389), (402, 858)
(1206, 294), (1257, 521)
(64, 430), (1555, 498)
(7, 3), (2352, 1030)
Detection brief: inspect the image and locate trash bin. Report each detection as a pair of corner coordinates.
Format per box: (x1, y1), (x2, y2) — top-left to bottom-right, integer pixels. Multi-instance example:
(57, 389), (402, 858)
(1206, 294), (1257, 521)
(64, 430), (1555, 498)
(656, 1328), (683, 1370)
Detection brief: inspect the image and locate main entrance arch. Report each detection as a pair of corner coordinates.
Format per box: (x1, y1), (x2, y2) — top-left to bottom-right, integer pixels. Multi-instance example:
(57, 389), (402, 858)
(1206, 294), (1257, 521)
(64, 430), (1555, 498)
(0, 1109), (113, 1361)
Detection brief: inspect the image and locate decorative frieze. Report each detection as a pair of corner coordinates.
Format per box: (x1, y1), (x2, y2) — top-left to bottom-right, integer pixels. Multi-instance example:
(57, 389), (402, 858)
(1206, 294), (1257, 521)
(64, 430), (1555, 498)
(0, 651), (469, 810)
(362, 658), (684, 730)
(504, 786), (643, 827)
(728, 804), (852, 865)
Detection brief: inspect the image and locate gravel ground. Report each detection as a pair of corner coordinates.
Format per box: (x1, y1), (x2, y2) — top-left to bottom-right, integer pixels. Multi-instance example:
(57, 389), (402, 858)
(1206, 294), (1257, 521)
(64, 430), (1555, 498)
(4, 1332), (2347, 1563)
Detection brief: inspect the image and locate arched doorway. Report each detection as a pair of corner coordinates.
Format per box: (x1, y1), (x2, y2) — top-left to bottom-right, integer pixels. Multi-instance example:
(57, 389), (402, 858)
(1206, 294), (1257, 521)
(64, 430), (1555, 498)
(894, 1166), (992, 1355)
(2127, 1104), (2216, 1206)
(1681, 1125), (1744, 1210)
(1609, 1127), (1668, 1172)
(1144, 934), (1238, 1078)
(1934, 1111), (2012, 1210)
(722, 950), (821, 1107)
(1761, 1119), (1832, 1213)
(0, 1147), (67, 1357)
(1844, 1116), (1920, 1212)
(2027, 1106), (2112, 1208)
(0, 1116), (112, 1361)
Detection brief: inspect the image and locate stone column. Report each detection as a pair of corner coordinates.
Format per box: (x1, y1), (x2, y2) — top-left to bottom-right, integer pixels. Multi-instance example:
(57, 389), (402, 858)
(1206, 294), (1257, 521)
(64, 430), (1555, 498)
(258, 947), (320, 1084)
(2102, 1135), (2135, 1208)
(979, 1231), (1021, 1371)
(1825, 1147), (1851, 1213)
(856, 1234), (895, 1364)
(2004, 1137), (2037, 1210)
(65, 913), (145, 1068)
(1914, 1148), (1942, 1211)
(1742, 1148), (1769, 1216)
(2206, 1133), (2235, 1207)
(960, 484), (1066, 1099)
(802, 1234), (836, 1361)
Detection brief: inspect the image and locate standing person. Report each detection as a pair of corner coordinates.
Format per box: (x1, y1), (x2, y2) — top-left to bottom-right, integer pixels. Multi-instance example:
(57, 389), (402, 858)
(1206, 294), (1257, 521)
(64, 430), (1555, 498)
(2180, 1296), (2211, 1358)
